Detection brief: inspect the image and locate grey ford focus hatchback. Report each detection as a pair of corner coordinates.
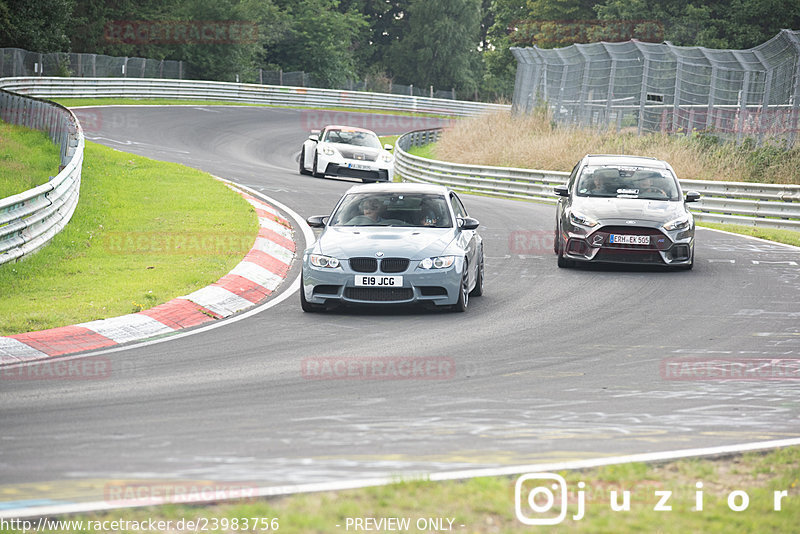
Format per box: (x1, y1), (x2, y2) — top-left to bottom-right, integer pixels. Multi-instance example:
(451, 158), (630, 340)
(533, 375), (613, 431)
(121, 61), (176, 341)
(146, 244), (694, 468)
(554, 154), (700, 269)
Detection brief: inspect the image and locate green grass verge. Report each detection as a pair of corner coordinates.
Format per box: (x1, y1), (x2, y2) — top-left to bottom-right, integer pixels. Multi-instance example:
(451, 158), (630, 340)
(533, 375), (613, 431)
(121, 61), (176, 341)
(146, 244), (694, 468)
(698, 222), (800, 248)
(52, 98), (454, 119)
(3, 447), (796, 533)
(0, 141), (258, 335)
(0, 121), (60, 198)
(407, 142), (436, 159)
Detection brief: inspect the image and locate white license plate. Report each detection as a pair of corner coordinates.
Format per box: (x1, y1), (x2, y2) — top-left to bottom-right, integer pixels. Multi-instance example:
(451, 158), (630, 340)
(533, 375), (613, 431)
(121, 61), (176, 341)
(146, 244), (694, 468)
(610, 234), (650, 245)
(355, 275), (403, 287)
(347, 163), (372, 170)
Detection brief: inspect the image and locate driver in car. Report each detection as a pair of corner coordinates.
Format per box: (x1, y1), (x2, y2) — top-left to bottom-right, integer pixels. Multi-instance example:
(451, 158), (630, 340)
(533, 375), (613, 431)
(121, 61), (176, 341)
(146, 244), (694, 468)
(346, 197), (385, 224)
(418, 200), (439, 226)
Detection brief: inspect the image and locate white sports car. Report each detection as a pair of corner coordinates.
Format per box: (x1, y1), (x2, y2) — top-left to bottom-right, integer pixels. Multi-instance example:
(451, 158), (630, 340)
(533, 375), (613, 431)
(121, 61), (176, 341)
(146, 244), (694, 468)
(299, 125), (394, 183)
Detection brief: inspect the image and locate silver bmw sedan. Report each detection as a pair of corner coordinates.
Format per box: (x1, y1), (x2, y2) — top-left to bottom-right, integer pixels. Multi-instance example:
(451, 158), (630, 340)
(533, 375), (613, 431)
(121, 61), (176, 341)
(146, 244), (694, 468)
(301, 183), (484, 312)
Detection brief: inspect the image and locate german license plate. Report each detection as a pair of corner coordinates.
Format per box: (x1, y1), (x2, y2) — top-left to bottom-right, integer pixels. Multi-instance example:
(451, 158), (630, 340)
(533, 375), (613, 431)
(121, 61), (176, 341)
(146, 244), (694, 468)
(609, 234), (650, 245)
(355, 275), (403, 287)
(348, 163), (372, 170)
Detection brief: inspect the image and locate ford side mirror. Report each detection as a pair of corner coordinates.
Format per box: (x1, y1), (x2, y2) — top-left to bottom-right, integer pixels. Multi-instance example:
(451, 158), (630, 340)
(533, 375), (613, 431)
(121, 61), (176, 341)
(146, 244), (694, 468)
(554, 185), (570, 197)
(685, 191), (701, 202)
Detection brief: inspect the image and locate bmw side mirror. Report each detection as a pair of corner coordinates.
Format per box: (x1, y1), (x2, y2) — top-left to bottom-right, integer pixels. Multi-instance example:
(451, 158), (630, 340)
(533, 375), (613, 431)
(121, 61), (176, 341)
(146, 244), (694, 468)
(306, 215), (328, 228)
(685, 191), (701, 203)
(554, 185), (570, 197)
(384, 144), (393, 151)
(457, 217), (480, 230)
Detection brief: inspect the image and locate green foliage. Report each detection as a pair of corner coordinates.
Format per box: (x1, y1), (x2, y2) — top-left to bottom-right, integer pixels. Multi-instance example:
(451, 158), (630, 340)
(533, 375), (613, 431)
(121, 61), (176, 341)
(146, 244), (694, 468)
(264, 0), (367, 87)
(2, 0), (797, 101)
(595, 0), (800, 48)
(0, 0), (75, 52)
(388, 0), (482, 94)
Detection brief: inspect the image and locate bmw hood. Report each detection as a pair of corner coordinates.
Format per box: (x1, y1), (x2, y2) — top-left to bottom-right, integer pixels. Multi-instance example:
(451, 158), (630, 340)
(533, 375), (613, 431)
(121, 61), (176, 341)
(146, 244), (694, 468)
(572, 197), (688, 224)
(315, 227), (456, 259)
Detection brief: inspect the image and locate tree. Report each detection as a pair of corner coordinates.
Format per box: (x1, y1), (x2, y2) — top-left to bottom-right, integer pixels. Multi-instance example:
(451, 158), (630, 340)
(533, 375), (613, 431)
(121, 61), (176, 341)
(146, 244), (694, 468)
(388, 0), (482, 94)
(265, 0), (366, 87)
(336, 0), (412, 74)
(0, 0), (75, 52)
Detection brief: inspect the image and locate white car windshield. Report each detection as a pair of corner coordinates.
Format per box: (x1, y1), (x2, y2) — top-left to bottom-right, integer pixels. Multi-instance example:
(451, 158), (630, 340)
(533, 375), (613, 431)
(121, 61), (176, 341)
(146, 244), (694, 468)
(329, 193), (453, 227)
(576, 166), (680, 201)
(323, 129), (382, 149)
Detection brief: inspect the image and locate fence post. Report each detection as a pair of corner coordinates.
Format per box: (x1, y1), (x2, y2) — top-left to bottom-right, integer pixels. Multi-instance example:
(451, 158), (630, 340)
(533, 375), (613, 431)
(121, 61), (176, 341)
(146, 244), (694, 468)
(784, 30), (800, 148)
(606, 59), (617, 130)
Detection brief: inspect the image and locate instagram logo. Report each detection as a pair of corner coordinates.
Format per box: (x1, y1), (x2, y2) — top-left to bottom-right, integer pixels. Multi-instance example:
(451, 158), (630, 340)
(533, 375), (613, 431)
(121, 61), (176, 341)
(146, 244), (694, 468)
(515, 473), (572, 525)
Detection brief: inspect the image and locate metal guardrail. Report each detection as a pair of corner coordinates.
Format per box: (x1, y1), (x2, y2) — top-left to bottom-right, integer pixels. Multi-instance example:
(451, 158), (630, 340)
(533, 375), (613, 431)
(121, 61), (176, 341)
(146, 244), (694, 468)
(396, 128), (800, 231)
(0, 89), (84, 265)
(0, 77), (510, 118)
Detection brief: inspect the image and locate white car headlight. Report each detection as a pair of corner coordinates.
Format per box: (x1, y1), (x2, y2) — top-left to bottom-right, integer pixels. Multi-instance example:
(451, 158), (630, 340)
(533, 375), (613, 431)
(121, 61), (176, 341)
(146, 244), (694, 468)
(419, 256), (455, 269)
(569, 210), (599, 228)
(663, 215), (691, 231)
(322, 146), (336, 156)
(309, 254), (340, 268)
(381, 153), (393, 163)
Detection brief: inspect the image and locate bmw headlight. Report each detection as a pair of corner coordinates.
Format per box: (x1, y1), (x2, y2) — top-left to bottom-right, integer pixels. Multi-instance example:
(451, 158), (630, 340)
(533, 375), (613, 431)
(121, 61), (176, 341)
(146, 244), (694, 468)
(309, 254), (340, 268)
(569, 210), (599, 228)
(419, 256), (455, 269)
(663, 215), (691, 231)
(322, 146), (336, 156)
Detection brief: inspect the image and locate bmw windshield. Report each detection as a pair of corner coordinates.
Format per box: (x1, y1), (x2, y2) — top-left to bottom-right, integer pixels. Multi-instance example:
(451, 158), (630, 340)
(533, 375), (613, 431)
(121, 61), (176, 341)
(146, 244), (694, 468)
(576, 166), (680, 201)
(329, 193), (453, 228)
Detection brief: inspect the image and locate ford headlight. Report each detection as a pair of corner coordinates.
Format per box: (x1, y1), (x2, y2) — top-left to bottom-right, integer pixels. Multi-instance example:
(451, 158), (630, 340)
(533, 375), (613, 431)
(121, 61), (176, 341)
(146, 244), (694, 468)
(663, 216), (691, 231)
(569, 210), (599, 228)
(419, 256), (455, 269)
(309, 254), (340, 268)
(322, 146), (336, 156)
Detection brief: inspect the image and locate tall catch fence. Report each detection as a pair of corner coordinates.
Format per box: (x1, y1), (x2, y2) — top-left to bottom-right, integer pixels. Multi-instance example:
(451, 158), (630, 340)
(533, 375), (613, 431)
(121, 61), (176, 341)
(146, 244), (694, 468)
(511, 30), (800, 147)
